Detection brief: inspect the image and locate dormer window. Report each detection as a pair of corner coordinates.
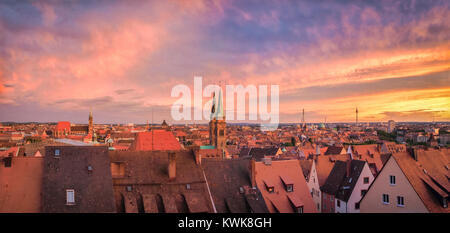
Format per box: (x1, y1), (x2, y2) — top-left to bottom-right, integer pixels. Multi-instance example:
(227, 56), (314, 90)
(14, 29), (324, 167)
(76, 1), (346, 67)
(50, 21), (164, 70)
(264, 180), (275, 193)
(286, 184), (293, 192)
(280, 175), (294, 192)
(287, 194), (304, 213)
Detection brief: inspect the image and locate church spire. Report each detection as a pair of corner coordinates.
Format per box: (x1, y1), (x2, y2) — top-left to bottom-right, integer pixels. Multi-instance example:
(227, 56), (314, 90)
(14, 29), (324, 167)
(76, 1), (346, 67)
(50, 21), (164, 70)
(216, 87), (224, 120)
(210, 92), (216, 120)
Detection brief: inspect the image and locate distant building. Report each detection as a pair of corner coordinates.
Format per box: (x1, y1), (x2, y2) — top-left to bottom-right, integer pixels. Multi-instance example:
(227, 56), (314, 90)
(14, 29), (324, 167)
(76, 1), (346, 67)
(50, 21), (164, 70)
(209, 89), (226, 151)
(380, 142), (406, 154)
(439, 134), (450, 145)
(54, 111), (94, 142)
(387, 120), (396, 133)
(130, 130), (181, 151)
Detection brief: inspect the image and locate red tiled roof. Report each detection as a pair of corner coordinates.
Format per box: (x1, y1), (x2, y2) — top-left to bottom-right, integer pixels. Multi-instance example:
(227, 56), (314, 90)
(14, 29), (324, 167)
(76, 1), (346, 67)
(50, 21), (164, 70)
(131, 130), (181, 151)
(175, 130), (187, 137)
(0, 146), (19, 157)
(254, 159), (317, 213)
(55, 121), (71, 132)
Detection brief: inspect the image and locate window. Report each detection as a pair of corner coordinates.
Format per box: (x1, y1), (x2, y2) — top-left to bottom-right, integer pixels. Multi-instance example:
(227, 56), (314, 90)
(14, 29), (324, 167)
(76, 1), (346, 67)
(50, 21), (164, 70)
(265, 181), (274, 193)
(111, 162), (125, 177)
(382, 194), (389, 204)
(397, 196), (405, 207)
(361, 190), (367, 197)
(286, 184), (293, 192)
(296, 206), (303, 213)
(54, 149), (60, 157)
(337, 200), (341, 207)
(355, 202), (360, 209)
(4, 157), (12, 167)
(389, 175), (396, 185)
(363, 177), (369, 184)
(66, 189), (75, 205)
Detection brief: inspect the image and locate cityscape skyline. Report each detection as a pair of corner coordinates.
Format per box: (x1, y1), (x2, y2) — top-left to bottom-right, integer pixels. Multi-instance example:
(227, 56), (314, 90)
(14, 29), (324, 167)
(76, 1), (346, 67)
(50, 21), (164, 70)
(1, 1), (449, 124)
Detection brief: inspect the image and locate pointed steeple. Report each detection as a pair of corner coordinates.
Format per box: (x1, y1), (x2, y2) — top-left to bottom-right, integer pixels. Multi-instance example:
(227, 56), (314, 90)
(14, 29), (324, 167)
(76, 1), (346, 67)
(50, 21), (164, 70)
(216, 88), (224, 119)
(210, 92), (216, 120)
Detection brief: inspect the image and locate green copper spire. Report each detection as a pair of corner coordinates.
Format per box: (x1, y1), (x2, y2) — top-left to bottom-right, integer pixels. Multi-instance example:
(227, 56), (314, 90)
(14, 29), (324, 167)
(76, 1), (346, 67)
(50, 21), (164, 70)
(216, 88), (224, 119)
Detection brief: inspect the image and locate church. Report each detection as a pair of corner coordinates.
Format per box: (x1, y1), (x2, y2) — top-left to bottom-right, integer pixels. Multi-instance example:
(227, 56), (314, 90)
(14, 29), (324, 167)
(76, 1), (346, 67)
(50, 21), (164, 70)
(195, 88), (229, 160)
(54, 111), (95, 142)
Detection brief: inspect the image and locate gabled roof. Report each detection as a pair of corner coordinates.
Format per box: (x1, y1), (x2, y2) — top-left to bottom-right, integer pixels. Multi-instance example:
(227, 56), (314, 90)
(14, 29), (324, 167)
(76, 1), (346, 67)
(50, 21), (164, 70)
(353, 144), (379, 156)
(254, 159), (316, 213)
(321, 160), (347, 195)
(55, 121), (71, 131)
(315, 154), (350, 187)
(325, 146), (345, 155)
(239, 147), (251, 158)
(202, 158), (268, 213)
(335, 160), (367, 202)
(130, 130), (181, 151)
(249, 147), (280, 160)
(299, 160), (313, 178)
(392, 149), (450, 213)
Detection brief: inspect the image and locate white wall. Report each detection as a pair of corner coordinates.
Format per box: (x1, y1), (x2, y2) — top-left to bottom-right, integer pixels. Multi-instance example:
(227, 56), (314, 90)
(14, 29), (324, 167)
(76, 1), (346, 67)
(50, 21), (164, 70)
(307, 161), (322, 212)
(346, 163), (374, 213)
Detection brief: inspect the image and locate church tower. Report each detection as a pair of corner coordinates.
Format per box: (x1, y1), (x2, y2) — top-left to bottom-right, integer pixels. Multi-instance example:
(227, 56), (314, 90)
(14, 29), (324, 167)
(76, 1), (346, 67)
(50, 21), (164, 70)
(88, 110), (94, 141)
(209, 88), (226, 151)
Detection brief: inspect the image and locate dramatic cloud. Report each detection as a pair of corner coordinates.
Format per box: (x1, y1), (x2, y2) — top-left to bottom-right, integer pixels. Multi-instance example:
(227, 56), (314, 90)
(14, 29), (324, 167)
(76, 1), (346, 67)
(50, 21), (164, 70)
(0, 0), (449, 123)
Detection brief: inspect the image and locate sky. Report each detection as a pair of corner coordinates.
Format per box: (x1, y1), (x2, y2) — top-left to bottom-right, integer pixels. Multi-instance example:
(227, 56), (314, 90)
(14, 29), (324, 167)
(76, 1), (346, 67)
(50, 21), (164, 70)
(0, 0), (449, 124)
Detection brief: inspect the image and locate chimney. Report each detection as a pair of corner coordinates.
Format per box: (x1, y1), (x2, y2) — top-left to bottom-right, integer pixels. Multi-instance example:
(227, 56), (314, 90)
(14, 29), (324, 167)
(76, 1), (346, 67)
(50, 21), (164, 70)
(194, 149), (202, 165)
(315, 144), (320, 155)
(346, 160), (352, 177)
(168, 152), (176, 180)
(413, 148), (418, 161)
(250, 159), (256, 188)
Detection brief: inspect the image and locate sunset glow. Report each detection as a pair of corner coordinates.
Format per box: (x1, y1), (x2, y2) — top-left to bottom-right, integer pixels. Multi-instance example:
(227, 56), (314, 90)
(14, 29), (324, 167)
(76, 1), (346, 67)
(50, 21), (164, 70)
(0, 0), (449, 123)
